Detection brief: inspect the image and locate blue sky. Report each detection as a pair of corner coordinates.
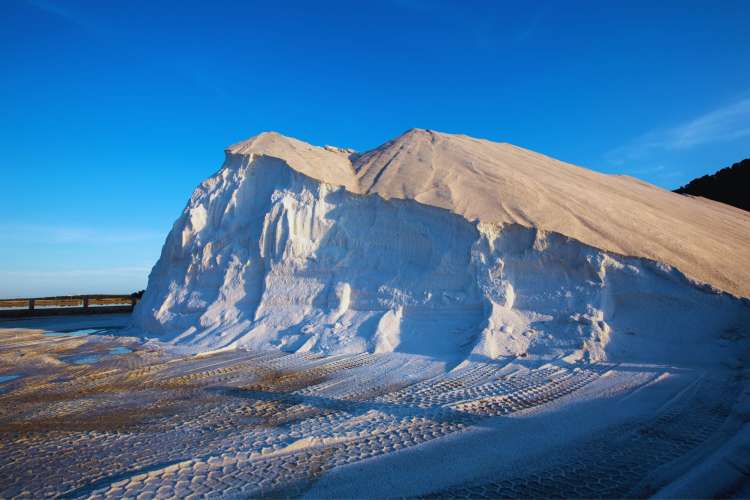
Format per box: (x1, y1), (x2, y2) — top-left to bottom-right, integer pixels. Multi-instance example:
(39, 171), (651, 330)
(1, 0), (749, 298)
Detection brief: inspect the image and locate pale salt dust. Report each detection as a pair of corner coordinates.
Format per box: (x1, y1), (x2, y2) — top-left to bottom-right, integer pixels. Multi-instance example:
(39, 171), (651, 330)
(2, 130), (749, 497)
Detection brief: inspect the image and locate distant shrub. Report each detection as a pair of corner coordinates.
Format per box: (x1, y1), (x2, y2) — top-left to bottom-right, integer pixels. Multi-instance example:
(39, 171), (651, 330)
(674, 158), (749, 212)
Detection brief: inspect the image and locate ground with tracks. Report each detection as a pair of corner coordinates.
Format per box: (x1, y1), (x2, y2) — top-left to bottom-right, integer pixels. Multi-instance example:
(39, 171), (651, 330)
(0, 318), (747, 498)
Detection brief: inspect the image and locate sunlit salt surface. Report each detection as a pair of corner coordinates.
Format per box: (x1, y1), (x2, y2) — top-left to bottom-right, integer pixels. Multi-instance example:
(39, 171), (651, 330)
(1, 320), (746, 499)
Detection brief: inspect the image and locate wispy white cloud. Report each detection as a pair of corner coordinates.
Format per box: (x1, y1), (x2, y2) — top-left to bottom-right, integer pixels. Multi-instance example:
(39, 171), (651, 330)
(24, 0), (229, 98)
(607, 96), (750, 166)
(622, 164), (684, 182)
(24, 0), (97, 32)
(666, 98), (750, 149)
(626, 164), (668, 175)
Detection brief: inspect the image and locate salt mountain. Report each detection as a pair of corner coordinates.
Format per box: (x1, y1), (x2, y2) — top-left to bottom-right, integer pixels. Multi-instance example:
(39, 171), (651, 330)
(132, 130), (750, 364)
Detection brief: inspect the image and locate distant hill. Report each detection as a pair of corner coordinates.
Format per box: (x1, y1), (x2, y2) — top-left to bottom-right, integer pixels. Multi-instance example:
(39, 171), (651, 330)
(674, 158), (749, 212)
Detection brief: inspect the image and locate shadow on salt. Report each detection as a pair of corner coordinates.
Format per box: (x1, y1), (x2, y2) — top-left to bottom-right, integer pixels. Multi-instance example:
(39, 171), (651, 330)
(43, 327), (127, 338)
(64, 347), (134, 365)
(0, 374), (22, 393)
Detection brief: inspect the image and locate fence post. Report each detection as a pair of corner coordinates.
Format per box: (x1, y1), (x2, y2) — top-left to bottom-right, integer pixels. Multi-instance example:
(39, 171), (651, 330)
(29, 299), (35, 310)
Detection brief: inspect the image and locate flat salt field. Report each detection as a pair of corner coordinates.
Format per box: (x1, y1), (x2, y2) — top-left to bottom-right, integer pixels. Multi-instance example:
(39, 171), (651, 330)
(0, 316), (748, 498)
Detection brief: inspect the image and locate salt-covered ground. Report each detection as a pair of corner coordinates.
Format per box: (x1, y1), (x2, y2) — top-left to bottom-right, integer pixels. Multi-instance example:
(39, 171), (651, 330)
(1, 315), (748, 498)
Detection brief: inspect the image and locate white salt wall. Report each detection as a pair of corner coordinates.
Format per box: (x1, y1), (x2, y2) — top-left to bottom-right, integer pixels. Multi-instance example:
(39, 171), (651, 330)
(133, 154), (749, 365)
(471, 224), (748, 365)
(134, 154), (485, 360)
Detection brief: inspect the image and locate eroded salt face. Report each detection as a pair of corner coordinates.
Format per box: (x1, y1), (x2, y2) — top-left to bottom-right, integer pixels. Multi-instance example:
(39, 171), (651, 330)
(132, 153), (750, 365)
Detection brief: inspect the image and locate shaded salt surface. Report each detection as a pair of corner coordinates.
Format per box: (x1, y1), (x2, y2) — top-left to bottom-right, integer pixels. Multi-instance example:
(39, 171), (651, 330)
(108, 346), (133, 355)
(60, 339), (134, 365)
(67, 354), (102, 365)
(44, 327), (130, 338)
(44, 328), (107, 337)
(0, 312), (131, 332)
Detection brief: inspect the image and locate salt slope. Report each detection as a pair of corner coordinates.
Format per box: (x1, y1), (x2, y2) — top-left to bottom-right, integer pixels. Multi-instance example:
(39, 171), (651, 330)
(133, 148), (749, 364)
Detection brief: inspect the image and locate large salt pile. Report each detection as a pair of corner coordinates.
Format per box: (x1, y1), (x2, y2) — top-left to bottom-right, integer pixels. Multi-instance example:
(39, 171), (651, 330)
(132, 130), (750, 363)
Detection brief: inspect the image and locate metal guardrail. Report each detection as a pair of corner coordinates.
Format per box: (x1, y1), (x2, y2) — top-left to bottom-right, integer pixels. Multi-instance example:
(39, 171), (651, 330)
(0, 295), (140, 318)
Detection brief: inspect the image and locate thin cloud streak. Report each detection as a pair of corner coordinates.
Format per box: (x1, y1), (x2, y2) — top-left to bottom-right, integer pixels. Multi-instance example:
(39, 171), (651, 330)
(24, 0), (231, 99)
(24, 0), (98, 32)
(669, 97), (750, 149)
(607, 96), (750, 166)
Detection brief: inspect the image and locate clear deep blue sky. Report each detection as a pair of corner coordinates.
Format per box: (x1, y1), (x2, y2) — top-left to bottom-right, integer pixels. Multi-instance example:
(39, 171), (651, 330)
(1, 0), (749, 298)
